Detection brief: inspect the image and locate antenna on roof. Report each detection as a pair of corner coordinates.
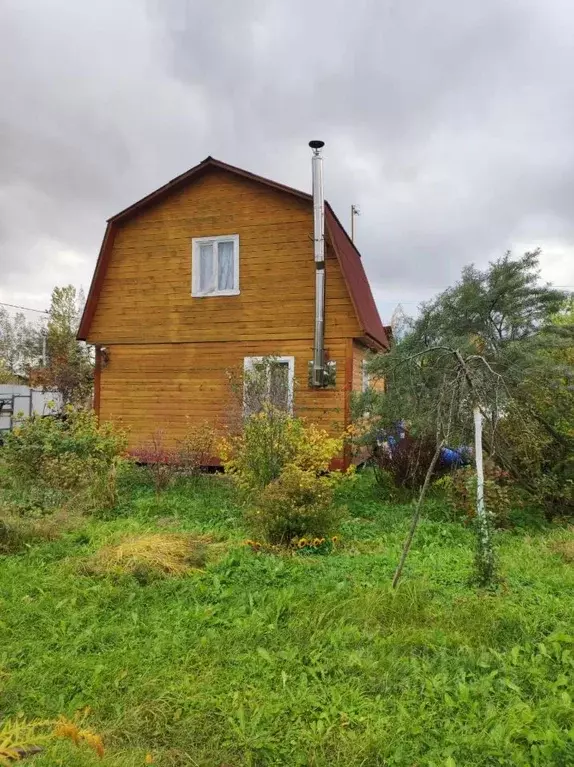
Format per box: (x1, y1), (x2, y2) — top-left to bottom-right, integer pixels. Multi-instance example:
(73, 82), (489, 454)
(351, 204), (360, 243)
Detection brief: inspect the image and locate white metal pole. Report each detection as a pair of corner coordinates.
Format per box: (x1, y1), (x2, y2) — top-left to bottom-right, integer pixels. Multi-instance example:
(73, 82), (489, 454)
(473, 403), (496, 583)
(473, 406), (485, 521)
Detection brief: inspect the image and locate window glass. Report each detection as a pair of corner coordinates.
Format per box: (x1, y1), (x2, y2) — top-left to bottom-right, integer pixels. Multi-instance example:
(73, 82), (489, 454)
(199, 242), (214, 293)
(269, 361), (290, 411)
(243, 357), (293, 416)
(217, 240), (235, 291)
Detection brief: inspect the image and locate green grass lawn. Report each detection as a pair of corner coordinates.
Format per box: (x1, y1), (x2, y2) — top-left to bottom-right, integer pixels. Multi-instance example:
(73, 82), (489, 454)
(0, 470), (573, 766)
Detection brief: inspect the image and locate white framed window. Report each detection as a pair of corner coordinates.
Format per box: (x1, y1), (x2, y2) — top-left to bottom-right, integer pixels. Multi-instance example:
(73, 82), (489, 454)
(243, 356), (295, 415)
(191, 234), (239, 297)
(362, 359), (371, 392)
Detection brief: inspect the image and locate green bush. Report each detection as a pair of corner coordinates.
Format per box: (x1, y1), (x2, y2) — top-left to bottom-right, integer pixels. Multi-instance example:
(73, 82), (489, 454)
(434, 462), (528, 528)
(1, 408), (127, 513)
(220, 407), (344, 493)
(221, 408), (351, 544)
(246, 464), (345, 544)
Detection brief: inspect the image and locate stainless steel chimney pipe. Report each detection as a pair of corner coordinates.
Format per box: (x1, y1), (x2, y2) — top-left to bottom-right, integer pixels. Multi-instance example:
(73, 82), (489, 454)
(309, 140), (325, 387)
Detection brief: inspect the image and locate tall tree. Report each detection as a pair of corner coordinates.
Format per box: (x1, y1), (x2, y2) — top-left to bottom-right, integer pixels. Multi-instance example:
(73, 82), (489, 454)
(372, 251), (572, 497)
(362, 251), (572, 584)
(495, 293), (574, 512)
(0, 308), (43, 379)
(34, 286), (93, 405)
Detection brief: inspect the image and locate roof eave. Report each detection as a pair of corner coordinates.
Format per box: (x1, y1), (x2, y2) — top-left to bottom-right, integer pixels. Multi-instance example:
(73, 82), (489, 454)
(77, 221), (115, 341)
(108, 156), (312, 225)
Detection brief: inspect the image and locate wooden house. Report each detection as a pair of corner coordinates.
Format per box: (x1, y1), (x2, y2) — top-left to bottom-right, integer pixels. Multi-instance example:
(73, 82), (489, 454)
(78, 148), (389, 467)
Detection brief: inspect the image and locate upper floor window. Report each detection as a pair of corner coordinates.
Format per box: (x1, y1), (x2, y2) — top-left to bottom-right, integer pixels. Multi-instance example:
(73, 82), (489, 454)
(191, 234), (239, 297)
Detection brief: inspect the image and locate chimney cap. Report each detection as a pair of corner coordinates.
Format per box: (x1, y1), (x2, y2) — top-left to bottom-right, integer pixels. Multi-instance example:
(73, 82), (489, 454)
(309, 140), (325, 150)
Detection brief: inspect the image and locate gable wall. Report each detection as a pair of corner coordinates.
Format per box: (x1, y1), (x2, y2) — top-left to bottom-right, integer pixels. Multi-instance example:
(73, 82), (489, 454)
(88, 169), (360, 345)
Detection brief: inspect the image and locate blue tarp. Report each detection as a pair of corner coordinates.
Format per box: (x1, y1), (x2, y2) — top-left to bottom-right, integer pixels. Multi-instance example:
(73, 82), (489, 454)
(378, 424), (471, 468)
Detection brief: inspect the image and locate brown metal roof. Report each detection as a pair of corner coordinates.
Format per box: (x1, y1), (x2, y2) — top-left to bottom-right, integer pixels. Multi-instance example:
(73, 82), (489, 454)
(324, 206), (389, 350)
(78, 156), (389, 349)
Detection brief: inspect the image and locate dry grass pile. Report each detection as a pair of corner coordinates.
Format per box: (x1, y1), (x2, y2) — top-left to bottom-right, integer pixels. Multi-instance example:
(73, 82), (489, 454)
(549, 534), (574, 563)
(80, 533), (211, 581)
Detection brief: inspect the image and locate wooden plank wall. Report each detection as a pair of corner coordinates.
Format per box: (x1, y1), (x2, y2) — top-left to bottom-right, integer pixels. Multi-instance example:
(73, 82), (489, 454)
(88, 170), (360, 345)
(352, 342), (367, 392)
(352, 341), (386, 393)
(100, 339), (348, 450)
(88, 168), (366, 451)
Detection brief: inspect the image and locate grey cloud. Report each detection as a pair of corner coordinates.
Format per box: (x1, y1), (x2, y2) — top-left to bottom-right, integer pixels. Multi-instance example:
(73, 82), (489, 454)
(1, 0), (574, 315)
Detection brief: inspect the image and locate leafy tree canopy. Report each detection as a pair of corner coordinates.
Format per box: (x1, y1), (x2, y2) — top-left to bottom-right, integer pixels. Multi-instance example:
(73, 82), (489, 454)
(362, 250), (573, 514)
(0, 286), (93, 405)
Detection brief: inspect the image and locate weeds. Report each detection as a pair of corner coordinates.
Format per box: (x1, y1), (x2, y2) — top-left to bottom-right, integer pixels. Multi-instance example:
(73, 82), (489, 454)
(177, 418), (217, 475)
(0, 508), (82, 554)
(0, 407), (127, 513)
(132, 421), (218, 495)
(131, 430), (177, 495)
(549, 534), (574, 563)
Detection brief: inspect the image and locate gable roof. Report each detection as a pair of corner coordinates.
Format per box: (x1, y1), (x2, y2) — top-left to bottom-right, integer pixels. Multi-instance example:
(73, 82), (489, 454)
(78, 156), (389, 349)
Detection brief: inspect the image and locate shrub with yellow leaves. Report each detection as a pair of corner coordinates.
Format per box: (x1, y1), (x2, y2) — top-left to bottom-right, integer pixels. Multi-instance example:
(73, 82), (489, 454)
(220, 406), (345, 493)
(221, 407), (351, 544)
(246, 463), (346, 545)
(0, 714), (104, 765)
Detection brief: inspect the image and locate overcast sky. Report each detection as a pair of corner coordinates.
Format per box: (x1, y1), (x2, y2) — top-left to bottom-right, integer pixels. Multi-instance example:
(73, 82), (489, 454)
(1, 0), (574, 324)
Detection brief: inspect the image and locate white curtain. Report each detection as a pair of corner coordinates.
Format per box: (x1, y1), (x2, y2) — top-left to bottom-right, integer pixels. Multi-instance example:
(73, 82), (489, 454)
(199, 242), (214, 293)
(218, 241), (234, 290)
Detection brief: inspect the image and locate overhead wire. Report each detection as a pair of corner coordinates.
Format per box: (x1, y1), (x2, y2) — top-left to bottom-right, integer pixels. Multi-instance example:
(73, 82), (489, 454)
(0, 301), (48, 314)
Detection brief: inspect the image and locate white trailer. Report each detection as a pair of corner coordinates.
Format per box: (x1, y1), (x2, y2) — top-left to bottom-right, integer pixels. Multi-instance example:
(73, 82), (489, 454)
(0, 385), (63, 435)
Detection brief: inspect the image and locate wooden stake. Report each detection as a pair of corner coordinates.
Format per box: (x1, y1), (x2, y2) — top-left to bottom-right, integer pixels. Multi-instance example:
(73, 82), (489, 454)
(392, 440), (445, 589)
